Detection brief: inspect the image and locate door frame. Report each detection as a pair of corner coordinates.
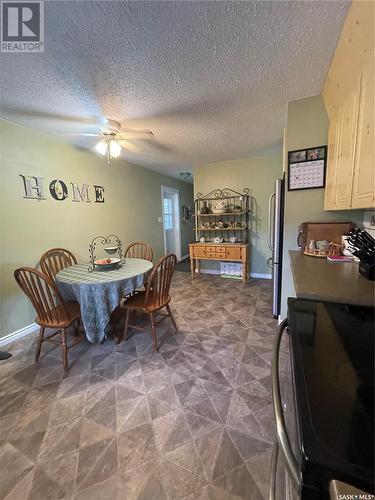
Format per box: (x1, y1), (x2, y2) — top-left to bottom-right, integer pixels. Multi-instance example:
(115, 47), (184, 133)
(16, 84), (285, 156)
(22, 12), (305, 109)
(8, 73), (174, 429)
(161, 185), (182, 261)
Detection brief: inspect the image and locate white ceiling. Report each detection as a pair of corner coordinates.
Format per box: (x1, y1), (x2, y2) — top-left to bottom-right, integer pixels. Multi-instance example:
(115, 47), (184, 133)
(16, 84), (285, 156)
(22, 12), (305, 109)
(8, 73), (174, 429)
(0, 1), (350, 178)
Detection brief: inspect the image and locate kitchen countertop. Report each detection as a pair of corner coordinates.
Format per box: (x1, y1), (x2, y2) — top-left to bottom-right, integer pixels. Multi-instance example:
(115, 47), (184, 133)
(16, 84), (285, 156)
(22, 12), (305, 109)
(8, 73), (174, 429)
(289, 250), (374, 307)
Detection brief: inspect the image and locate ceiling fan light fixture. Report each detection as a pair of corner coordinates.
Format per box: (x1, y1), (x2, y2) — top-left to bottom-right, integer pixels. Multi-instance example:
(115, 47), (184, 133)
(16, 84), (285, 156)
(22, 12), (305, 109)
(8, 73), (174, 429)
(95, 140), (107, 155)
(109, 140), (121, 158)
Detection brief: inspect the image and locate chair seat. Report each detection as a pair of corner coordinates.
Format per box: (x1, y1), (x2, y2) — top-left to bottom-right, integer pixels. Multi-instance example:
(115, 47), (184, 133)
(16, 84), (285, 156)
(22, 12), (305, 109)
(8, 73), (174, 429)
(36, 301), (81, 328)
(122, 291), (169, 311)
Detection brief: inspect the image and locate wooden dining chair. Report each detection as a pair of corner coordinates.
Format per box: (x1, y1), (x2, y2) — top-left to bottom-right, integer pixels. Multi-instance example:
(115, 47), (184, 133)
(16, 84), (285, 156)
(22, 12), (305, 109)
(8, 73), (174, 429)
(121, 253), (177, 351)
(40, 248), (77, 281)
(124, 242), (153, 262)
(14, 267), (83, 374)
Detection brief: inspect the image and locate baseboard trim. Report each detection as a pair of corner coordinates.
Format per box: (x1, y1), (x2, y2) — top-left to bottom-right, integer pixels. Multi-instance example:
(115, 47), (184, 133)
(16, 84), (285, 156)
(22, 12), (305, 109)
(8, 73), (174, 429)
(250, 272), (272, 279)
(0, 323), (38, 347)
(197, 269), (272, 280)
(178, 254), (189, 262)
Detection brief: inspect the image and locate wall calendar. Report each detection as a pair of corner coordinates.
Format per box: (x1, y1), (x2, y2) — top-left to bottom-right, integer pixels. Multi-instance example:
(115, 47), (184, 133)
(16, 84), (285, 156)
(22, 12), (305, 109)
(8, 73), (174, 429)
(288, 146), (327, 191)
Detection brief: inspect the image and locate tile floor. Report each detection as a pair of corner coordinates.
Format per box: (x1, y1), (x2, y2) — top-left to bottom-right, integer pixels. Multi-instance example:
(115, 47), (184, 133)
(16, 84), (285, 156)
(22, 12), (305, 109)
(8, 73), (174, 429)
(0, 272), (279, 500)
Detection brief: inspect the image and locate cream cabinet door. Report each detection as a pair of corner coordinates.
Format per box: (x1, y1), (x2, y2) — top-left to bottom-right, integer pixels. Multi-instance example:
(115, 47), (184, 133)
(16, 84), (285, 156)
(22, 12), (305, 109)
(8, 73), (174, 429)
(351, 68), (375, 208)
(334, 88), (359, 209)
(324, 110), (341, 210)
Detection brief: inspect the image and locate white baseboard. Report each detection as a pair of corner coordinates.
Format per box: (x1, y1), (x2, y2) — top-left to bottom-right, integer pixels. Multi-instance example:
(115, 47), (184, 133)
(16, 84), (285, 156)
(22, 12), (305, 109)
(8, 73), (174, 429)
(0, 323), (38, 347)
(250, 272), (272, 279)
(178, 254), (189, 262)
(197, 269), (219, 275)
(197, 269), (272, 280)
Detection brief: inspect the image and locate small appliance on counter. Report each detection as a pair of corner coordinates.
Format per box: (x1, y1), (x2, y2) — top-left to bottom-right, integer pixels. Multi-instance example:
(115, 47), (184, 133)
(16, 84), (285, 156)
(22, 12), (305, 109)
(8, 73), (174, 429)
(270, 298), (374, 499)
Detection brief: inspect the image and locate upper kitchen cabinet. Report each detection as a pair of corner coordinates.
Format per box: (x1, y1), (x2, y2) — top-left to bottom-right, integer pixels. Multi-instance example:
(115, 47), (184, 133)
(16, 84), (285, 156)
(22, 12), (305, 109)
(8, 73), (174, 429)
(323, 1), (374, 210)
(324, 110), (341, 210)
(334, 88), (359, 210)
(324, 71), (374, 210)
(351, 66), (375, 208)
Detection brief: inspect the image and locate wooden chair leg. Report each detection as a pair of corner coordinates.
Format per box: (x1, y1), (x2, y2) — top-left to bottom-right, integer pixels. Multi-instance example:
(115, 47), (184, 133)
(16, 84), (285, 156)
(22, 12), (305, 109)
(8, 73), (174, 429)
(61, 328), (68, 375)
(166, 304), (178, 331)
(150, 313), (158, 352)
(123, 308), (130, 341)
(35, 326), (45, 362)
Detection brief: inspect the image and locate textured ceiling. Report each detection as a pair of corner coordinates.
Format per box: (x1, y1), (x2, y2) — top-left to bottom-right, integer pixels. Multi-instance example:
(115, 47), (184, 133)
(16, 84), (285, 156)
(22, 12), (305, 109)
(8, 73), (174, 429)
(0, 1), (350, 178)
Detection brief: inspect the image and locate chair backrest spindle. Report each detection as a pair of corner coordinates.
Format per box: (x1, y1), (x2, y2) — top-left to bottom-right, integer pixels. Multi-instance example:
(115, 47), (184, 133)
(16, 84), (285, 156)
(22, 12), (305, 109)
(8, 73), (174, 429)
(40, 248), (77, 281)
(14, 267), (68, 325)
(145, 254), (176, 308)
(124, 242), (153, 262)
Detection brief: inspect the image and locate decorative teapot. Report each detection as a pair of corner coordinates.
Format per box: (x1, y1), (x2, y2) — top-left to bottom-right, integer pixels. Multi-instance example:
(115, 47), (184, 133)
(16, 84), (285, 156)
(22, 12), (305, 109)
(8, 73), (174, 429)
(214, 236), (224, 243)
(214, 200), (226, 210)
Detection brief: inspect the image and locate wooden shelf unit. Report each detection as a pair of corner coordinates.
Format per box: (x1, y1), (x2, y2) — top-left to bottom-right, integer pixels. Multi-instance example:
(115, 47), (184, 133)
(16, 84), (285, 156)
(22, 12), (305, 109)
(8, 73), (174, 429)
(189, 242), (249, 286)
(197, 211), (246, 217)
(190, 188), (251, 285)
(194, 227), (246, 232)
(193, 188), (250, 243)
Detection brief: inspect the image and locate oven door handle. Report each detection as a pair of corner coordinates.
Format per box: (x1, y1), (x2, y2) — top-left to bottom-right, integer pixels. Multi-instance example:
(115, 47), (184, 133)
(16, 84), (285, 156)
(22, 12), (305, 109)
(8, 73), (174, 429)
(271, 318), (301, 491)
(268, 440), (279, 500)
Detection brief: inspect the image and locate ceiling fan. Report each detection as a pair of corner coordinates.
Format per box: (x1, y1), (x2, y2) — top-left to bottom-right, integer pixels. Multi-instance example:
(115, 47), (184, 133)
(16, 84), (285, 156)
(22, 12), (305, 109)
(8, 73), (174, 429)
(0, 106), (156, 164)
(61, 119), (154, 164)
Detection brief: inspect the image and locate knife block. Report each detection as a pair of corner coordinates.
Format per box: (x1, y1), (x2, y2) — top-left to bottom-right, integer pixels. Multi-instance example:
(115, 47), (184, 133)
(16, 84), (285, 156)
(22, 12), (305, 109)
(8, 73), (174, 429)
(359, 261), (375, 281)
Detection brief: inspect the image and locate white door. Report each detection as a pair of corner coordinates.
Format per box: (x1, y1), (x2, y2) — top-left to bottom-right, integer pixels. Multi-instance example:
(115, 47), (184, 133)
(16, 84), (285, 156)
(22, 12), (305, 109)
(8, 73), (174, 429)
(161, 186), (181, 260)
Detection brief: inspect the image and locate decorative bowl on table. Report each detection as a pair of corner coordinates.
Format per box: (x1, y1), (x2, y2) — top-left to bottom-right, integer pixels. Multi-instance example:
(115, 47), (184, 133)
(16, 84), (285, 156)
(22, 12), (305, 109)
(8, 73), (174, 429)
(94, 258), (121, 269)
(212, 208), (227, 214)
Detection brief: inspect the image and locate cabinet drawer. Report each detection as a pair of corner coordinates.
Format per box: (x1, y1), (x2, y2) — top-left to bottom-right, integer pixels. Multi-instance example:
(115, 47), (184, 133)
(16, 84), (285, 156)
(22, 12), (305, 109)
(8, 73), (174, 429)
(226, 247), (242, 260)
(205, 252), (222, 259)
(206, 246), (225, 254)
(192, 247), (207, 258)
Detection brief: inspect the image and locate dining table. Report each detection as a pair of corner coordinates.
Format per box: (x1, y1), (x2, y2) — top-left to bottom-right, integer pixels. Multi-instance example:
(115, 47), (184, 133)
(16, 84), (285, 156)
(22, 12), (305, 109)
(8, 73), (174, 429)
(55, 258), (153, 343)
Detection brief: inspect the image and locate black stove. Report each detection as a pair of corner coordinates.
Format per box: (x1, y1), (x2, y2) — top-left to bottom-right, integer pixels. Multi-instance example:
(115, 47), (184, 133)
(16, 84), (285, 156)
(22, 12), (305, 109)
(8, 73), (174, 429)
(288, 298), (374, 496)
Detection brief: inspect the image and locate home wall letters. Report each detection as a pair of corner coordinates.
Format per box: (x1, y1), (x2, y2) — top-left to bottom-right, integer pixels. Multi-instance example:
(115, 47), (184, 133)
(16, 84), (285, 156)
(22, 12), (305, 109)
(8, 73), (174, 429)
(20, 175), (105, 203)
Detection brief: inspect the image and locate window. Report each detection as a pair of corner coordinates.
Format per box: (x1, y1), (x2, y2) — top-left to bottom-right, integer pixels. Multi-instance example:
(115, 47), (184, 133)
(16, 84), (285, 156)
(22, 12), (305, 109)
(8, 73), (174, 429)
(163, 197), (173, 230)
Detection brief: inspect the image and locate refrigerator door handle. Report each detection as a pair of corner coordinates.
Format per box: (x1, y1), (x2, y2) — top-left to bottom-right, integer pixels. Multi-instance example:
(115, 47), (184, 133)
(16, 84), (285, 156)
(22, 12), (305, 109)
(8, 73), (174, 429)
(268, 192), (275, 251)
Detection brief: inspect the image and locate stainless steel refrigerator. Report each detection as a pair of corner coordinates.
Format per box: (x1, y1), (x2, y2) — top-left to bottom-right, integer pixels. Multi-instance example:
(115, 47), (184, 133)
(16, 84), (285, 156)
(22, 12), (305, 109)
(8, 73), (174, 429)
(267, 176), (285, 318)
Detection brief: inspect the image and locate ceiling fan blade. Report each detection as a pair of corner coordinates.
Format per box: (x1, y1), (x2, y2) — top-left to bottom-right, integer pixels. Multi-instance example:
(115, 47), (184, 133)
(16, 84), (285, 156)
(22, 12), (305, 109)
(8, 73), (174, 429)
(118, 129), (154, 139)
(0, 105), (103, 125)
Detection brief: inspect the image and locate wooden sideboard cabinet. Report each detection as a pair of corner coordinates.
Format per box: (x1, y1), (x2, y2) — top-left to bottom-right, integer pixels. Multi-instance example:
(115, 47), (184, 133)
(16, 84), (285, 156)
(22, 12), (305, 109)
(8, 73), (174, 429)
(189, 243), (249, 285)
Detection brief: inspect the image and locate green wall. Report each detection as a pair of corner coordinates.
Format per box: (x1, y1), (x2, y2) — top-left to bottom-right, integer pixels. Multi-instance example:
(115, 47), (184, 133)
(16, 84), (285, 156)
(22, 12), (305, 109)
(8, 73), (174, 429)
(193, 150), (283, 277)
(280, 95), (363, 317)
(0, 121), (194, 337)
